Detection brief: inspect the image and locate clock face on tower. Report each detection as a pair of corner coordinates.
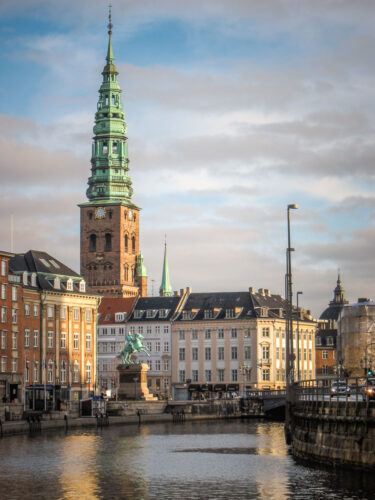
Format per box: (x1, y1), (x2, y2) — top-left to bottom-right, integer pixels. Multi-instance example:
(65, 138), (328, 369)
(95, 207), (106, 219)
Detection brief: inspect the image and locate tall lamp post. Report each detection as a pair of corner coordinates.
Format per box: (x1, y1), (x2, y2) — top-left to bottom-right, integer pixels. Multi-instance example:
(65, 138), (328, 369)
(296, 291), (303, 381)
(285, 203), (298, 444)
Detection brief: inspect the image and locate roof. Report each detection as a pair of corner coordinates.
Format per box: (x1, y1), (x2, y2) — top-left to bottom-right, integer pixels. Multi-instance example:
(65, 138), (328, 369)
(320, 304), (345, 321)
(98, 297), (137, 324)
(129, 296), (182, 322)
(175, 290), (289, 321)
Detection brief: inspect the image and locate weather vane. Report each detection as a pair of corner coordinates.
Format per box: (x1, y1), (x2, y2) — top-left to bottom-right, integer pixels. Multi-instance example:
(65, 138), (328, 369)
(108, 4), (113, 35)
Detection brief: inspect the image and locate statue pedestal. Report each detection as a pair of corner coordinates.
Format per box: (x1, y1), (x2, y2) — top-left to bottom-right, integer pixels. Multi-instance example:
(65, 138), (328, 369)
(117, 363), (157, 401)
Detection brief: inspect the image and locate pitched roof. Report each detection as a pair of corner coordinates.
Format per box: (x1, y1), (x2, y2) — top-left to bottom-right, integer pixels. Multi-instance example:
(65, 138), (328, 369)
(129, 295), (181, 321)
(98, 297), (137, 324)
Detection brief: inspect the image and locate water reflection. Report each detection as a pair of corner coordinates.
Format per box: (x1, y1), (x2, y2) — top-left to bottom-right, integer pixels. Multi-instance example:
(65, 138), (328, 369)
(0, 421), (374, 499)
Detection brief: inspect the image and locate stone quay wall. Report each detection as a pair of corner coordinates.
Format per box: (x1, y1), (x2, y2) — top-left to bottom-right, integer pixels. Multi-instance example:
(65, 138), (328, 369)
(291, 400), (375, 468)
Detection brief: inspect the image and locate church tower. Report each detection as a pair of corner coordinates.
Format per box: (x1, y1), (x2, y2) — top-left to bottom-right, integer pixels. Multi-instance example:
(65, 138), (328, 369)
(159, 241), (173, 297)
(79, 11), (147, 298)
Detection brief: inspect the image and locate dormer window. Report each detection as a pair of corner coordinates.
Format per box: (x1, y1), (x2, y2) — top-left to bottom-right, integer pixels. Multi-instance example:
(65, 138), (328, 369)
(159, 309), (170, 319)
(23, 271), (28, 286)
(225, 309), (235, 319)
(134, 310), (144, 319)
(79, 281), (86, 293)
(146, 309), (158, 319)
(66, 279), (73, 291)
(31, 273), (37, 287)
(260, 307), (268, 317)
(54, 277), (61, 289)
(115, 312), (126, 322)
(182, 310), (194, 320)
(204, 309), (214, 320)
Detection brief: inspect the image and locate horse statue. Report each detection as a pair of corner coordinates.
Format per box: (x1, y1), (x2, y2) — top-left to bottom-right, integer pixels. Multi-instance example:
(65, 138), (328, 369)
(120, 332), (150, 365)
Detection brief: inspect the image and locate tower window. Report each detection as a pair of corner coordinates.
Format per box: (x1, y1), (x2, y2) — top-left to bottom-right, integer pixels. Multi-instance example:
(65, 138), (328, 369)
(132, 237), (135, 254)
(124, 235), (128, 252)
(124, 266), (129, 281)
(103, 143), (108, 154)
(88, 212), (93, 220)
(108, 211), (112, 219)
(105, 95), (109, 105)
(105, 233), (112, 252)
(89, 234), (96, 252)
(113, 143), (118, 154)
(111, 95), (115, 105)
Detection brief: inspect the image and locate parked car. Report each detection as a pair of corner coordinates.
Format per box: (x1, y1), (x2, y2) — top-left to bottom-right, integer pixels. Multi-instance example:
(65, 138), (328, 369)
(363, 378), (375, 400)
(330, 381), (350, 397)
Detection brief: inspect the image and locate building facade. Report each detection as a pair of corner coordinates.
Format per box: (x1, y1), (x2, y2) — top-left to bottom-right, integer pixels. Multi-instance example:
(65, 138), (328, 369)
(79, 23), (147, 298)
(316, 274), (348, 382)
(172, 289), (316, 399)
(2, 250), (100, 409)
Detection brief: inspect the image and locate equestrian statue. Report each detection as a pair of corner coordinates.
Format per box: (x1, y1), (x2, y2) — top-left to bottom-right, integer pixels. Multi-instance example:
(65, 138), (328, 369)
(120, 331), (150, 365)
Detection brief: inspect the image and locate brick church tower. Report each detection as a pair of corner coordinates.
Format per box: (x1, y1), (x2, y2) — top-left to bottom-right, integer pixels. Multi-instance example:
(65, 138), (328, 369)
(79, 14), (147, 298)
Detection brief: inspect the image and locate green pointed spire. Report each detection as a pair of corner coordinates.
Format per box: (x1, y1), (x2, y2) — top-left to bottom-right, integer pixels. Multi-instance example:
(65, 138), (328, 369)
(136, 253), (147, 277)
(85, 9), (135, 205)
(159, 240), (173, 297)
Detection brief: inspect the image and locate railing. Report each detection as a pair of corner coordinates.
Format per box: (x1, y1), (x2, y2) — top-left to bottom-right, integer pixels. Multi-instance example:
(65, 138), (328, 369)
(245, 389), (286, 399)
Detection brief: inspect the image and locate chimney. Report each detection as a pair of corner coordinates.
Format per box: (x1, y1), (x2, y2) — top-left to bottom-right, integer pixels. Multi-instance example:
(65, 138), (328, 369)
(265, 289), (271, 297)
(186, 286), (192, 294)
(258, 288), (265, 296)
(249, 287), (254, 294)
(180, 288), (186, 296)
(174, 291), (180, 297)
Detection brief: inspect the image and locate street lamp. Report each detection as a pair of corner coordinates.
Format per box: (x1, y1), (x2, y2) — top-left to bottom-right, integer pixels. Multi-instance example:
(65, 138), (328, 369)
(285, 204), (298, 386)
(296, 291), (303, 381)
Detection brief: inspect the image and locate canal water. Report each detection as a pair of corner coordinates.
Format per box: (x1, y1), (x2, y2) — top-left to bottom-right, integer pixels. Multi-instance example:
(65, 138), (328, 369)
(0, 420), (374, 499)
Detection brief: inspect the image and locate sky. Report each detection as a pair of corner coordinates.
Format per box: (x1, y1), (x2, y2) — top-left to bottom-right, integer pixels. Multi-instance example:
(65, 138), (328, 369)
(1, 0), (375, 317)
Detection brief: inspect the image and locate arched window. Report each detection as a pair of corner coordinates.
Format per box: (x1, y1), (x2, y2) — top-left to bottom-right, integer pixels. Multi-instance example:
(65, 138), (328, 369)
(131, 236), (135, 254)
(124, 265), (129, 281)
(89, 234), (96, 252)
(124, 234), (128, 252)
(105, 233), (112, 252)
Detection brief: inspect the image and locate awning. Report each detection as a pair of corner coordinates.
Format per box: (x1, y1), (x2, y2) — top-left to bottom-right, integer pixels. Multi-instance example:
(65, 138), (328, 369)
(26, 385), (55, 390)
(227, 384), (239, 392)
(188, 384), (201, 391)
(201, 384), (213, 392)
(213, 384), (226, 391)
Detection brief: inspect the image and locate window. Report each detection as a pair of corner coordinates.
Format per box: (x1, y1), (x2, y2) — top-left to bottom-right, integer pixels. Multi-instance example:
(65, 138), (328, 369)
(146, 341), (152, 352)
(163, 341), (169, 353)
(86, 334), (91, 351)
(155, 326), (160, 334)
(192, 347), (198, 361)
(322, 350), (328, 360)
(163, 325), (169, 334)
(25, 329), (30, 348)
(86, 309), (92, 322)
(124, 235), (128, 253)
(60, 332), (66, 349)
(33, 304), (39, 317)
(217, 328), (224, 339)
(146, 325), (152, 334)
(148, 360), (152, 370)
(159, 309), (169, 318)
(205, 347), (211, 360)
(134, 310), (143, 319)
(1, 307), (6, 323)
(47, 361), (53, 383)
(218, 347), (224, 360)
(204, 309), (214, 319)
(304, 348), (307, 361)
(1, 260), (6, 276)
(34, 362), (39, 382)
(226, 309), (235, 318)
(262, 345), (269, 361)
(132, 237), (135, 254)
(205, 370), (211, 382)
(138, 326), (144, 334)
(327, 336), (334, 346)
(47, 331), (53, 349)
(178, 330), (185, 340)
(322, 365), (329, 375)
(244, 328), (251, 338)
(244, 346), (251, 360)
(73, 333), (79, 350)
(73, 361), (79, 383)
(231, 328), (237, 339)
(46, 306), (53, 318)
(231, 346), (238, 360)
(25, 303), (30, 316)
(179, 370), (185, 383)
(12, 286), (17, 301)
(86, 362), (91, 382)
(1, 284), (5, 300)
(89, 234), (97, 252)
(74, 308), (79, 321)
(262, 368), (270, 381)
(191, 329), (198, 340)
(316, 336), (321, 346)
(12, 332), (17, 350)
(155, 360), (161, 371)
(67, 279), (73, 291)
(79, 281), (86, 293)
(155, 341), (160, 352)
(179, 348), (185, 361)
(262, 327), (270, 337)
(61, 361), (66, 383)
(12, 308), (17, 324)
(282, 348), (285, 360)
(276, 347), (280, 359)
(192, 369), (198, 382)
(163, 360), (169, 371)
(205, 329), (211, 340)
(1, 357), (6, 372)
(112, 142), (118, 153)
(25, 362), (30, 382)
(218, 369), (225, 382)
(1, 331), (6, 349)
(105, 233), (112, 252)
(231, 369), (238, 382)
(33, 330), (38, 348)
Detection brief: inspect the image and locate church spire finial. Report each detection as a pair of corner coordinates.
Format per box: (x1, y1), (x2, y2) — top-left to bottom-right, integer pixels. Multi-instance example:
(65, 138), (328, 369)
(159, 236), (173, 297)
(108, 4), (113, 35)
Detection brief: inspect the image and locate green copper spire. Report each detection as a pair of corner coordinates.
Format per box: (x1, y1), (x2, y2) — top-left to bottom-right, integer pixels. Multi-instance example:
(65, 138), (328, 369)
(86, 9), (134, 204)
(159, 240), (173, 297)
(136, 253), (147, 277)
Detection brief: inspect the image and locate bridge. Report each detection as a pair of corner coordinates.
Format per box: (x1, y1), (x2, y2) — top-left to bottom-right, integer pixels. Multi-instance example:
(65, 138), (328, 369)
(241, 390), (286, 418)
